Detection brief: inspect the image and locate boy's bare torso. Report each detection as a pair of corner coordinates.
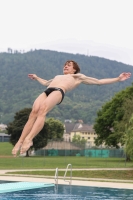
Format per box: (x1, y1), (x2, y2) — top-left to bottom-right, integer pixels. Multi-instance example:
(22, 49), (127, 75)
(48, 74), (82, 93)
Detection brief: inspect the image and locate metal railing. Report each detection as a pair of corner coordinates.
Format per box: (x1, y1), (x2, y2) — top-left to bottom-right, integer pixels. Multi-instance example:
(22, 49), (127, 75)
(64, 164), (72, 185)
(55, 167), (58, 185)
(55, 164), (72, 186)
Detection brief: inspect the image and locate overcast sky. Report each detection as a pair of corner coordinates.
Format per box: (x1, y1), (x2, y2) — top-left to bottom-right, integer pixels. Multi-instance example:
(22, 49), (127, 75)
(0, 0), (133, 65)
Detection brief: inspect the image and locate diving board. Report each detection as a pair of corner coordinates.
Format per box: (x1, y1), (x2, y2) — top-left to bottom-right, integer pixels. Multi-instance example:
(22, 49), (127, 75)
(0, 181), (54, 194)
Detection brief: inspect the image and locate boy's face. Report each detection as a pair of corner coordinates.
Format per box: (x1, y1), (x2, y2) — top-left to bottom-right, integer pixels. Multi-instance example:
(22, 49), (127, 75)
(63, 62), (76, 74)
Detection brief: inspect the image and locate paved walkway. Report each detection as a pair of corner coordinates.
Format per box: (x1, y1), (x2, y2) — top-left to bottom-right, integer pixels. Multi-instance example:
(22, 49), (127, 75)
(0, 168), (133, 190)
(1, 167), (133, 174)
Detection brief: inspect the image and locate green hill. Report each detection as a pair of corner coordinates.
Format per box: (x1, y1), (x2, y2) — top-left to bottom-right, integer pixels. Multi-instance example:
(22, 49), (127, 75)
(0, 49), (133, 124)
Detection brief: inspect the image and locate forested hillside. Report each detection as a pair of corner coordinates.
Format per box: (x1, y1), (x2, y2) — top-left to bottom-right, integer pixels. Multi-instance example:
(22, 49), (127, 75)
(0, 49), (133, 124)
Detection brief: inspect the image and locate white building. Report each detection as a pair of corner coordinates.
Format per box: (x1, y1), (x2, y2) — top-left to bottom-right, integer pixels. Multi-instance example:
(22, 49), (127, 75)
(0, 123), (7, 131)
(64, 122), (97, 147)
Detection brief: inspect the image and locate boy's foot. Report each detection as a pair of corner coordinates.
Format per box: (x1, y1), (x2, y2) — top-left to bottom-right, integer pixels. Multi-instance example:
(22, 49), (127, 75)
(12, 142), (23, 157)
(20, 139), (33, 154)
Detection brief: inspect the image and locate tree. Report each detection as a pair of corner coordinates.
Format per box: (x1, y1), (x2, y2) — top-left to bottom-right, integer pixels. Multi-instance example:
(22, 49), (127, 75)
(123, 114), (133, 161)
(114, 97), (133, 144)
(72, 134), (87, 147)
(94, 84), (133, 148)
(0, 49), (133, 124)
(7, 108), (64, 156)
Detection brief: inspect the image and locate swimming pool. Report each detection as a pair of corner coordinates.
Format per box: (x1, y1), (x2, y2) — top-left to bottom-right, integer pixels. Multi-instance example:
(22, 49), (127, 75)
(0, 182), (133, 200)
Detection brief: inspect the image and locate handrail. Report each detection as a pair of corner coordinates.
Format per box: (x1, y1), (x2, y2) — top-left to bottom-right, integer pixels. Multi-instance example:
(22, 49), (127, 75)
(64, 164), (72, 185)
(55, 167), (58, 185)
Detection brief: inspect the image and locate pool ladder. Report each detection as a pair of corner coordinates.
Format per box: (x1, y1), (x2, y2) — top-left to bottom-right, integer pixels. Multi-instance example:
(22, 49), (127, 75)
(64, 164), (72, 185)
(55, 167), (58, 185)
(55, 163), (72, 185)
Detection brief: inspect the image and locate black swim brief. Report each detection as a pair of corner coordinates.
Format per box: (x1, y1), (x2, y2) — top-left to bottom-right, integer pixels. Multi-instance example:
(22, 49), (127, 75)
(44, 87), (65, 105)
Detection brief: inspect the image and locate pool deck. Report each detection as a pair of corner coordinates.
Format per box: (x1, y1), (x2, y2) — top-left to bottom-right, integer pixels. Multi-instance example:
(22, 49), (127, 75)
(0, 168), (133, 190)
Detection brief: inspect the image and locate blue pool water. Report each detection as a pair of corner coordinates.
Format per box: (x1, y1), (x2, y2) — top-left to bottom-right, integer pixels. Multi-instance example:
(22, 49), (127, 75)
(0, 182), (133, 200)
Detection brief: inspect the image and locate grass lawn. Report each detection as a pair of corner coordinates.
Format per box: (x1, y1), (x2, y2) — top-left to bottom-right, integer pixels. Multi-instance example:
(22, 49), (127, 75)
(0, 142), (13, 156)
(0, 156), (132, 169)
(0, 142), (133, 169)
(7, 170), (133, 180)
(1, 142), (133, 180)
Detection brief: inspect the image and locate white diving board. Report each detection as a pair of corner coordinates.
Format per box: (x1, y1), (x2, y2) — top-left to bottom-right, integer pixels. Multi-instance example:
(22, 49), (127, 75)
(0, 181), (54, 194)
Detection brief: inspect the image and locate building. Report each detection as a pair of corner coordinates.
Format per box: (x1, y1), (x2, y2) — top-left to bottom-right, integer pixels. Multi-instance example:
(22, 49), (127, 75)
(63, 122), (76, 142)
(70, 124), (96, 147)
(64, 122), (96, 146)
(0, 133), (10, 142)
(0, 123), (7, 131)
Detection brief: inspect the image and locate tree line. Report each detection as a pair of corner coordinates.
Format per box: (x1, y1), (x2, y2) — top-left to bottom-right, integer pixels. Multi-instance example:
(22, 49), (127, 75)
(94, 84), (133, 160)
(7, 108), (64, 156)
(0, 49), (133, 124)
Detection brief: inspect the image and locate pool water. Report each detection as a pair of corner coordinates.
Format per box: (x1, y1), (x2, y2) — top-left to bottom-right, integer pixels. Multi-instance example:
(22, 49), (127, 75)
(0, 183), (133, 200)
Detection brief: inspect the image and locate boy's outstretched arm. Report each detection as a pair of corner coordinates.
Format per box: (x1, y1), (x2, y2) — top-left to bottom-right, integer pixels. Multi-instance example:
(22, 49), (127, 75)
(28, 74), (53, 86)
(80, 72), (131, 85)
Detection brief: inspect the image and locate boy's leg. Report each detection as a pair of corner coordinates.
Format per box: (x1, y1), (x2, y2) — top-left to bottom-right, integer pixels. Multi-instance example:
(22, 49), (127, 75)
(12, 92), (47, 156)
(20, 90), (62, 154)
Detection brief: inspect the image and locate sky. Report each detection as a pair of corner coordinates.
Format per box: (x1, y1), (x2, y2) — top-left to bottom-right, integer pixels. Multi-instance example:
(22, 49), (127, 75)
(0, 0), (133, 66)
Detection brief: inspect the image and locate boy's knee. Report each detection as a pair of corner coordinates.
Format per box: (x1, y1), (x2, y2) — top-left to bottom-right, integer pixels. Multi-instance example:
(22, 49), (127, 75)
(38, 106), (47, 117)
(29, 109), (38, 118)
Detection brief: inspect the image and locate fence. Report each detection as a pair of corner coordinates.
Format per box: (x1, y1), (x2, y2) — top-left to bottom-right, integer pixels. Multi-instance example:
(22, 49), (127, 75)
(35, 140), (125, 158)
(16, 139), (128, 169)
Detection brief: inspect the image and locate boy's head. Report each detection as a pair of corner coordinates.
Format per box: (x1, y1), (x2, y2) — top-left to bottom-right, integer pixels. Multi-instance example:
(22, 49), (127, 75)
(63, 60), (80, 74)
